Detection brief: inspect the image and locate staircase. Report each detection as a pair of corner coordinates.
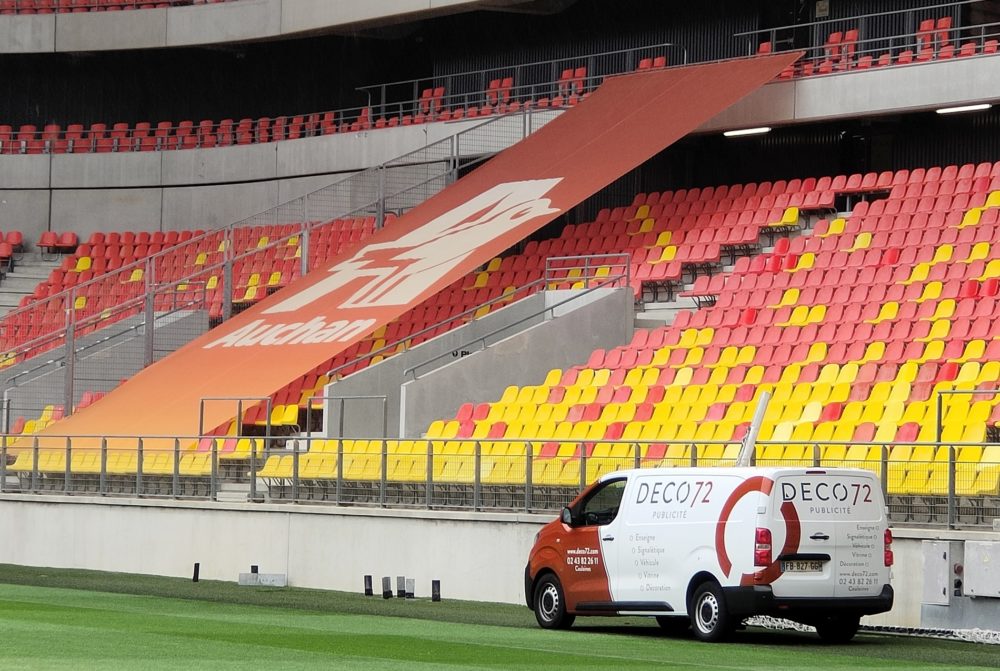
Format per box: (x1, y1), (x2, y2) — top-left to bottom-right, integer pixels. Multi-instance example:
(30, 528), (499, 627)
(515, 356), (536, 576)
(0, 252), (62, 318)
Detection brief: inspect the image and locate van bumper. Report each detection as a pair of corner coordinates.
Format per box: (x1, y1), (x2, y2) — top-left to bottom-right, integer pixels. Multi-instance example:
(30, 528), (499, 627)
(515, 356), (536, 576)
(722, 584), (894, 619)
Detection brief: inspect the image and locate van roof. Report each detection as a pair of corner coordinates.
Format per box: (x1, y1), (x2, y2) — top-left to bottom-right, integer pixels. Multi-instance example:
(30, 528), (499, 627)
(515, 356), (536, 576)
(599, 466), (880, 482)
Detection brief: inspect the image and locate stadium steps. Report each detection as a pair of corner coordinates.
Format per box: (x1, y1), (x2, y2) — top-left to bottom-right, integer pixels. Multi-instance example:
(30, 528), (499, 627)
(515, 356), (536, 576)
(0, 253), (62, 317)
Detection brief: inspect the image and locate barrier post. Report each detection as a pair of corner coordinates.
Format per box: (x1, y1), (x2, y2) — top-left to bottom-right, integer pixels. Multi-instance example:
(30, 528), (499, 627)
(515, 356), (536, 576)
(64, 436), (72, 494)
(300, 203), (311, 277)
(222, 228), (233, 321)
(947, 444), (957, 529)
(380, 439), (388, 508)
(63, 294), (75, 417)
(136, 437), (144, 497)
(143, 260), (155, 367)
(292, 439), (300, 502)
(99, 437), (107, 495)
(473, 441), (481, 511)
(0, 433), (7, 493)
(172, 438), (180, 498)
(336, 438), (344, 504)
(524, 441), (533, 513)
(249, 435), (258, 503)
(28, 437), (38, 492)
(425, 440), (434, 509)
(210, 438), (218, 501)
(880, 444), (889, 498)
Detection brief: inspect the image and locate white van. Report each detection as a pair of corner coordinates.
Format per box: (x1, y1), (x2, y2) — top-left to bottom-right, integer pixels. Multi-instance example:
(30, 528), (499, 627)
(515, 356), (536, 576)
(525, 467), (893, 642)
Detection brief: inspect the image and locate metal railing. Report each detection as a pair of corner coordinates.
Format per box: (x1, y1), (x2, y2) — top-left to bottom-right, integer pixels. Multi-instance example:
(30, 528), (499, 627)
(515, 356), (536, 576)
(0, 108), (555, 431)
(0, 42), (678, 158)
(735, 0), (981, 53)
(358, 43), (687, 120)
(2, 434), (998, 528)
(4, 2), (1000, 158)
(0, 0), (233, 13)
(736, 1), (1000, 76)
(399, 254), (631, 382)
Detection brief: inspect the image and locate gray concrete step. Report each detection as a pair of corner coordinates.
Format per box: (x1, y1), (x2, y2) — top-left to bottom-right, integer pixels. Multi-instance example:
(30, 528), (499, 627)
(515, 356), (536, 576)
(0, 256), (63, 317)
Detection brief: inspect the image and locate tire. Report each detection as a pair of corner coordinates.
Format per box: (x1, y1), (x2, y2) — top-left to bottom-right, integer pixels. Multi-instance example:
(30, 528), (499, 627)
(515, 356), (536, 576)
(533, 574), (575, 630)
(689, 582), (732, 642)
(656, 615), (690, 635)
(815, 615), (860, 644)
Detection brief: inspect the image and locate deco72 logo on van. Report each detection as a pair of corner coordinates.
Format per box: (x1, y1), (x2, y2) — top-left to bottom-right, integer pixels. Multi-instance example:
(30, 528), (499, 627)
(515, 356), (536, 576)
(205, 178), (563, 349)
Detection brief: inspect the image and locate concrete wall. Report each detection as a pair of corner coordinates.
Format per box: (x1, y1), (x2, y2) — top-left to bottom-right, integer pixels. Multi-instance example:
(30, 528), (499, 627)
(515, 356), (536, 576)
(399, 289), (634, 439)
(323, 288), (633, 439)
(0, 495), (545, 605)
(0, 0), (484, 53)
(0, 493), (971, 627)
(0, 119), (491, 242)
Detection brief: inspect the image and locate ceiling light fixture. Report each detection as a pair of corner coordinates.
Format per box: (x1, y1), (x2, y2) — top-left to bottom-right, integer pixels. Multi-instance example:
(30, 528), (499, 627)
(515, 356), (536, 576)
(936, 103), (992, 114)
(723, 126), (772, 137)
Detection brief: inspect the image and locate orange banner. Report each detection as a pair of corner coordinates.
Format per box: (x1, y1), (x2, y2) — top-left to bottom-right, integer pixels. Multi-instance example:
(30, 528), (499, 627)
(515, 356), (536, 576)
(34, 53), (800, 448)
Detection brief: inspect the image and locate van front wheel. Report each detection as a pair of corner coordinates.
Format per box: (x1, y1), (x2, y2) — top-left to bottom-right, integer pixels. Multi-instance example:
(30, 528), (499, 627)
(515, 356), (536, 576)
(689, 582), (732, 642)
(815, 615), (860, 643)
(533, 574), (575, 630)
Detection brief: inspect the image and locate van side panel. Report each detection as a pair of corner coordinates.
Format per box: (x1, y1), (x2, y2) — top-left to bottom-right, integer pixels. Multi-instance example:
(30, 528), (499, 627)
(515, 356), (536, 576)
(613, 473), (753, 610)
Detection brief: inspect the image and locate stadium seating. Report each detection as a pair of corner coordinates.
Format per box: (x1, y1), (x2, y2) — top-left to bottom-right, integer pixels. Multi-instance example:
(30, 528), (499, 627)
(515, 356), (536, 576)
(249, 160), (1000, 505)
(15, 160), (1000, 506)
(1, 15), (993, 157)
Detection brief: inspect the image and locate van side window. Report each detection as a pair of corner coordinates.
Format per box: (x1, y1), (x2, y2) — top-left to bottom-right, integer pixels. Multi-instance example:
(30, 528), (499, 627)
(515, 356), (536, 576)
(579, 479), (626, 526)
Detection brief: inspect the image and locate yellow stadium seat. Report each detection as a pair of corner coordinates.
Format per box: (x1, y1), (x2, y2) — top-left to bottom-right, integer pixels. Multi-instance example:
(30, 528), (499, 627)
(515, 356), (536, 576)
(918, 320), (951, 342)
(915, 282), (943, 303)
(845, 231), (872, 251)
(819, 217), (845, 237)
(771, 288), (800, 308)
(965, 242), (991, 263)
(866, 302), (898, 324)
(902, 262), (931, 285)
(978, 259), (1000, 281)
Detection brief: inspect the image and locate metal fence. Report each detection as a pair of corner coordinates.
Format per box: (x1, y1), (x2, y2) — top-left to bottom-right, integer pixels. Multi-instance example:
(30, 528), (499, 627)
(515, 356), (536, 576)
(0, 0), (228, 13)
(2, 435), (997, 529)
(735, 0), (1000, 68)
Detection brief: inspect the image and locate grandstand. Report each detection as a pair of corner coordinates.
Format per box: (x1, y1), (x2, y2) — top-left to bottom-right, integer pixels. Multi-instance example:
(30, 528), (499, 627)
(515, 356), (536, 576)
(1, 0), (1000, 629)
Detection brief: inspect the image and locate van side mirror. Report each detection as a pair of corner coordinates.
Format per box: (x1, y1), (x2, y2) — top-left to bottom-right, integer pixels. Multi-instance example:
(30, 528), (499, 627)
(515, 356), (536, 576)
(561, 507), (575, 526)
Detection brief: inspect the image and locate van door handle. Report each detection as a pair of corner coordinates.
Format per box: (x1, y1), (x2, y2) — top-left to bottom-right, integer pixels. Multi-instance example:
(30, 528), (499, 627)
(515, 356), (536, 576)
(602, 535), (615, 541)
(809, 533), (830, 541)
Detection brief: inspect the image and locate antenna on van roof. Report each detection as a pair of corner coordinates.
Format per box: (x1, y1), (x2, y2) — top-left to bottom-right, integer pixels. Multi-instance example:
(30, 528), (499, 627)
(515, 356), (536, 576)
(735, 390), (771, 467)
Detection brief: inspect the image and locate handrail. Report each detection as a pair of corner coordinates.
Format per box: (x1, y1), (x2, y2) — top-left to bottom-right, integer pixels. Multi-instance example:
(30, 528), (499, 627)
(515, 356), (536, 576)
(2, 433), (999, 525)
(733, 0), (983, 38)
(399, 254), (631, 381)
(358, 42), (682, 91)
(318, 252), (630, 383)
(2, 42), (678, 156)
(1, 0), (236, 12)
(0, 110), (530, 358)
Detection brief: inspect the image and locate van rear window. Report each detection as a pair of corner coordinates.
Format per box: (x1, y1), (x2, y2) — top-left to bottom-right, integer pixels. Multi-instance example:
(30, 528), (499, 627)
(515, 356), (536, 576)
(775, 474), (883, 521)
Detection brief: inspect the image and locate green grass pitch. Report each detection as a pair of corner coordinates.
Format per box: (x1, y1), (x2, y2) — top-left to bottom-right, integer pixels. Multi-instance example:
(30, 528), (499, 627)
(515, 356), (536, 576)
(0, 565), (996, 670)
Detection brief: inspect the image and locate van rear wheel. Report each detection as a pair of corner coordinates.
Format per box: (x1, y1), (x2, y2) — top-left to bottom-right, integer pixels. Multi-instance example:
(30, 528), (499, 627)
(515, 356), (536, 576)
(815, 615), (860, 643)
(533, 574), (575, 630)
(689, 582), (732, 642)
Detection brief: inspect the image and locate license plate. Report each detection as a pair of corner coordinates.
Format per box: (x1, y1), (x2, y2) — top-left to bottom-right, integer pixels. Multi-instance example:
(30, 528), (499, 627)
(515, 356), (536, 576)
(781, 560), (824, 573)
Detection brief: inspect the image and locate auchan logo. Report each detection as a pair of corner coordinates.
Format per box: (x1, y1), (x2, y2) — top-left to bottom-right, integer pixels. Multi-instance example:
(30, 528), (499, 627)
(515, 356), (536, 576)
(203, 178), (563, 350)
